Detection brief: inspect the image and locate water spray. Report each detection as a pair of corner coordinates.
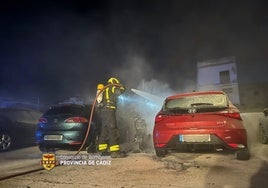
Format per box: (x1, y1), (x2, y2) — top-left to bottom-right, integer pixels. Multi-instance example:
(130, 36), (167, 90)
(131, 88), (164, 106)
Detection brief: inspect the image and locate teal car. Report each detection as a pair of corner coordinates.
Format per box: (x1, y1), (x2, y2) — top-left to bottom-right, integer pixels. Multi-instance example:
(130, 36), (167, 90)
(36, 104), (101, 152)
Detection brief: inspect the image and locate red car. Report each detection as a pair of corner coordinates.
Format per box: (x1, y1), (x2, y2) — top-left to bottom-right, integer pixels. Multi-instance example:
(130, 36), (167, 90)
(153, 91), (250, 160)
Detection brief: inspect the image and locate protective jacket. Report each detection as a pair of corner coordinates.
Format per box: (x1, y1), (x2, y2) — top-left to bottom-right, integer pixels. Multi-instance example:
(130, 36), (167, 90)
(102, 85), (125, 110)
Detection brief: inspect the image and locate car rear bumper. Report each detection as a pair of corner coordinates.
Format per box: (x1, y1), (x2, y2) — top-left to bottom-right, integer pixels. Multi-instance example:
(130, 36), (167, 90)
(35, 130), (93, 146)
(159, 134), (228, 151)
(153, 128), (248, 150)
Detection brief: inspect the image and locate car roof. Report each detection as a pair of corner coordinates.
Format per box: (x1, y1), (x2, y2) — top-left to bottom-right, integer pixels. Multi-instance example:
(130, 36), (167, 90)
(166, 90), (226, 100)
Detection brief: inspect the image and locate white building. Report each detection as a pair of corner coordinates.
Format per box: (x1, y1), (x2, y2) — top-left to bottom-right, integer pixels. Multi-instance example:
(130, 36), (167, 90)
(197, 56), (240, 104)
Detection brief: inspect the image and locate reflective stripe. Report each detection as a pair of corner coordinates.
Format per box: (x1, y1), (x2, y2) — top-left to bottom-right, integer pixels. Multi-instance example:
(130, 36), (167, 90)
(98, 144), (108, 151)
(110, 145), (120, 152)
(104, 87), (116, 109)
(112, 86), (115, 93)
(108, 77), (120, 84)
(96, 90), (103, 104)
(105, 88), (110, 103)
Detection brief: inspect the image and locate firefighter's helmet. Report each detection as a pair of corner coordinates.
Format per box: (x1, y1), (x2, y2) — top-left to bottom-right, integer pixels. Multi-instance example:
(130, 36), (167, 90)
(97, 83), (104, 90)
(108, 77), (120, 84)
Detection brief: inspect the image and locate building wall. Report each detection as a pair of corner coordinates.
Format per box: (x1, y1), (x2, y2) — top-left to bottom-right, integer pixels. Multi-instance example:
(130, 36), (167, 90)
(238, 82), (268, 112)
(197, 57), (240, 104)
(197, 62), (238, 85)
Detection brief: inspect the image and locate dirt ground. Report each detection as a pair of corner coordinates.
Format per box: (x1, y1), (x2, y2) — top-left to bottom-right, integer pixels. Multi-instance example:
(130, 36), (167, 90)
(0, 149), (268, 188)
(0, 113), (268, 188)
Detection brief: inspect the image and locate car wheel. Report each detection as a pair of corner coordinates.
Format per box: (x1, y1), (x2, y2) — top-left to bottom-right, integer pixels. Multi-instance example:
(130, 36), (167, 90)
(155, 148), (167, 157)
(259, 127), (268, 144)
(235, 149), (250, 160)
(38, 145), (51, 152)
(0, 132), (12, 152)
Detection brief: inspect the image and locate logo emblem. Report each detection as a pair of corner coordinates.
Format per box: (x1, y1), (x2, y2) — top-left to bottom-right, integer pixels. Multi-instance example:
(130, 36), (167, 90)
(188, 108), (197, 114)
(41, 153), (57, 170)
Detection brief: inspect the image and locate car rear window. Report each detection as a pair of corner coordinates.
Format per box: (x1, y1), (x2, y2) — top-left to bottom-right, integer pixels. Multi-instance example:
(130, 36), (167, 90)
(164, 94), (227, 110)
(44, 106), (87, 116)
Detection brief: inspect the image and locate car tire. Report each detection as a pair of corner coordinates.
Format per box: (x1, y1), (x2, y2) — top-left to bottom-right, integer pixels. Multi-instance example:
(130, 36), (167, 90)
(259, 127), (268, 144)
(235, 149), (250, 160)
(155, 148), (167, 157)
(38, 145), (51, 152)
(0, 132), (12, 152)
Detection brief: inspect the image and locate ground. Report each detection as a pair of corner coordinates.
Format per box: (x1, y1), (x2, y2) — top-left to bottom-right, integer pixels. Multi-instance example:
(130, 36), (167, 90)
(1, 150), (268, 188)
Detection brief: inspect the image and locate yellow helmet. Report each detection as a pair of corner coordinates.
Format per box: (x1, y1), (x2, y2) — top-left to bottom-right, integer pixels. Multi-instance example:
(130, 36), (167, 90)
(97, 83), (104, 90)
(108, 77), (120, 84)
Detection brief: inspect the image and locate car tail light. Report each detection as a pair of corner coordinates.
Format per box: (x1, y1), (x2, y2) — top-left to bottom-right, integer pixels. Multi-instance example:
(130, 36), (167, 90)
(64, 117), (89, 123)
(69, 141), (82, 145)
(217, 112), (242, 120)
(228, 143), (246, 149)
(38, 118), (47, 123)
(227, 112), (242, 120)
(155, 114), (169, 123)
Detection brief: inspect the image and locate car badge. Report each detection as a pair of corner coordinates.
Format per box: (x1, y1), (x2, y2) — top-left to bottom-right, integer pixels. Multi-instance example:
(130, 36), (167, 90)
(188, 108), (197, 114)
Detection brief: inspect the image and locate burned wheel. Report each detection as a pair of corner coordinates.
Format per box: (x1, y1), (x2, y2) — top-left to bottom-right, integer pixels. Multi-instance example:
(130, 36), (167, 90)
(38, 145), (52, 152)
(259, 127), (268, 144)
(0, 132), (12, 152)
(155, 148), (167, 157)
(235, 149), (250, 160)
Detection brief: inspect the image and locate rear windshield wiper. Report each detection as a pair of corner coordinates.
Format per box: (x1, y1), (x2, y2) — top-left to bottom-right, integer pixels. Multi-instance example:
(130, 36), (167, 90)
(191, 103), (213, 106)
(163, 107), (188, 114)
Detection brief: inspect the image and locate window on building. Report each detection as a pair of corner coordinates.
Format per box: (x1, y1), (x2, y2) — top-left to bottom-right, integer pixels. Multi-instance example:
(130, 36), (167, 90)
(220, 70), (230, 84)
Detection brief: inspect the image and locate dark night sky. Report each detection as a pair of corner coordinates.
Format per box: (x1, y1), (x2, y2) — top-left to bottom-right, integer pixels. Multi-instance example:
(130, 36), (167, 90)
(1, 0), (268, 104)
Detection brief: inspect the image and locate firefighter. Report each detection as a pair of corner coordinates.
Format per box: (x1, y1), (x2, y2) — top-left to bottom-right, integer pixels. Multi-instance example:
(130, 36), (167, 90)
(96, 83), (104, 108)
(98, 77), (126, 158)
(86, 83), (105, 154)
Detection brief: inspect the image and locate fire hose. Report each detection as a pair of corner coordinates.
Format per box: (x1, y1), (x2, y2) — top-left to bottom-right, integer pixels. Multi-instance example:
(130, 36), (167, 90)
(74, 83), (124, 156)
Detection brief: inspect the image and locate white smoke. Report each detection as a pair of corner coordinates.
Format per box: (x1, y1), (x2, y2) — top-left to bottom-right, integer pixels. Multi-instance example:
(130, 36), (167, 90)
(136, 79), (174, 99)
(112, 53), (177, 145)
(112, 53), (154, 88)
